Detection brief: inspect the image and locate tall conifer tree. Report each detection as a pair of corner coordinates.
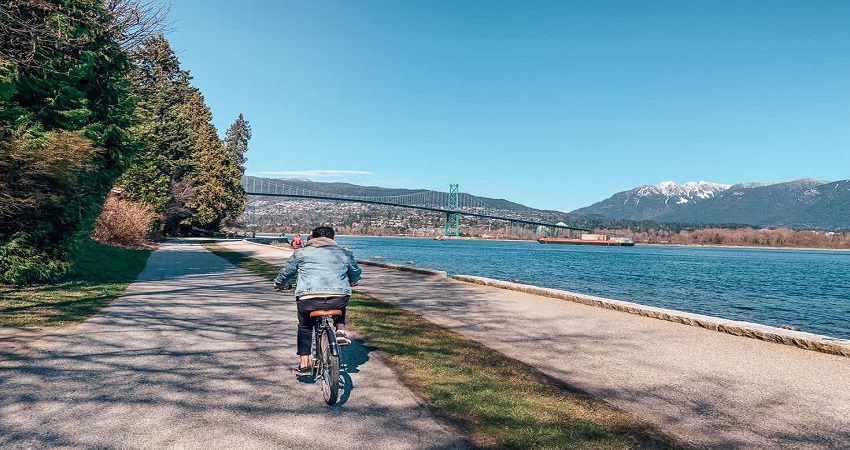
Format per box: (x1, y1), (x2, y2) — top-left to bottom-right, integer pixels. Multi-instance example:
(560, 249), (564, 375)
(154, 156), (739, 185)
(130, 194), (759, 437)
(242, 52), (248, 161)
(221, 114), (251, 224)
(120, 35), (197, 234)
(185, 91), (229, 230)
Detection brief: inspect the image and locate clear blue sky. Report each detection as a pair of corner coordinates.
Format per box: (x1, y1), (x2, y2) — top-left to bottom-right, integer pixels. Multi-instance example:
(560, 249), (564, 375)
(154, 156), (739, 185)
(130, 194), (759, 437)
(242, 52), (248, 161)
(164, 0), (850, 211)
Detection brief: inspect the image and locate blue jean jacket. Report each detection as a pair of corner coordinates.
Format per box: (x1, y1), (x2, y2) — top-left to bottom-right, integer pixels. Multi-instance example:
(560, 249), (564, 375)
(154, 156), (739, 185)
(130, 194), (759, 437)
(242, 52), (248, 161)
(274, 237), (361, 298)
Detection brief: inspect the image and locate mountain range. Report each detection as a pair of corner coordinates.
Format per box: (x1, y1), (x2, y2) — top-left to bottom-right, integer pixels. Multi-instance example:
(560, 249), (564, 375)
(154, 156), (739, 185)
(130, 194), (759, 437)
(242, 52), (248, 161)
(573, 179), (850, 230)
(244, 176), (850, 231)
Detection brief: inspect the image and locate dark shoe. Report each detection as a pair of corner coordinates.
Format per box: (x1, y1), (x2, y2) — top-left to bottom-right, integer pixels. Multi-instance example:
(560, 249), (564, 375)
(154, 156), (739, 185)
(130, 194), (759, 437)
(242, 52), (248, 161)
(293, 365), (312, 376)
(336, 330), (351, 346)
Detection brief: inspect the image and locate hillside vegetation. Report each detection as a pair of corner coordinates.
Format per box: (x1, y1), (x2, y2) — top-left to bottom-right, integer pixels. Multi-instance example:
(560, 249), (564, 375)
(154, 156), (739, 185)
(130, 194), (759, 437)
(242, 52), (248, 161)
(602, 227), (850, 249)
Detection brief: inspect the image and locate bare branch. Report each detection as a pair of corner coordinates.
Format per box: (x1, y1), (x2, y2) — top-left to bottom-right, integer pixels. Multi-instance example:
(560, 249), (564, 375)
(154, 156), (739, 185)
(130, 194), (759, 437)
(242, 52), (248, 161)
(102, 0), (172, 52)
(0, 1), (171, 70)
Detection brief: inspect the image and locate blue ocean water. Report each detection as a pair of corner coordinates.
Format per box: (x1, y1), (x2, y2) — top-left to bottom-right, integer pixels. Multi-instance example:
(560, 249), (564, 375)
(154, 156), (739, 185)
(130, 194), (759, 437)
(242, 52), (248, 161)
(332, 236), (850, 340)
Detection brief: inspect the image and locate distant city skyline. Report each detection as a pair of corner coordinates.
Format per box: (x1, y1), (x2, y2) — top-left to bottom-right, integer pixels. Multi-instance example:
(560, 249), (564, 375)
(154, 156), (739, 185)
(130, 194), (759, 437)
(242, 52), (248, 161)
(165, 1), (850, 211)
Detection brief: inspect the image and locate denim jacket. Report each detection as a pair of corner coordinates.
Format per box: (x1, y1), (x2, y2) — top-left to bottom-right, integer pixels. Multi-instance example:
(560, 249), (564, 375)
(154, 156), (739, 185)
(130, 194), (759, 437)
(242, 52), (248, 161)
(274, 237), (361, 298)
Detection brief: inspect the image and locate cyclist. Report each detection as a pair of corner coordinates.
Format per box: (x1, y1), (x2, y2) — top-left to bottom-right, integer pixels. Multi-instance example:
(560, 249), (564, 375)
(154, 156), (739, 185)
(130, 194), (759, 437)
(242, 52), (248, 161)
(274, 226), (361, 376)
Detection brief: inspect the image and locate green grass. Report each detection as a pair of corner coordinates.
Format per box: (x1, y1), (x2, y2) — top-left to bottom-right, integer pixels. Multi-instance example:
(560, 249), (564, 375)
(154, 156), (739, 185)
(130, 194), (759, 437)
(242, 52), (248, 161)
(0, 239), (151, 327)
(205, 243), (689, 450)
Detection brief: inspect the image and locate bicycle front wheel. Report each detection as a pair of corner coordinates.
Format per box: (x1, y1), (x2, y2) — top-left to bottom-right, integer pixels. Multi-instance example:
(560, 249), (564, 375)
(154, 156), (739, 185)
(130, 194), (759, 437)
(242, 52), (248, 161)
(320, 328), (340, 405)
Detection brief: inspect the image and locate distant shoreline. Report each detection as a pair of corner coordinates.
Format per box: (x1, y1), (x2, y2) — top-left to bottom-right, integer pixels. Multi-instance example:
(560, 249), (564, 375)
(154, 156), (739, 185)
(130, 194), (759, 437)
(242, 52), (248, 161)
(268, 233), (850, 252)
(638, 242), (850, 253)
(339, 235), (531, 243)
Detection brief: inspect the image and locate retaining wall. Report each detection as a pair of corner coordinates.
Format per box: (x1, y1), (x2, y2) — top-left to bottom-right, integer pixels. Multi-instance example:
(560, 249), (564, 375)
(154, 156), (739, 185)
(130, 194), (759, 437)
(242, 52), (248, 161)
(452, 274), (850, 358)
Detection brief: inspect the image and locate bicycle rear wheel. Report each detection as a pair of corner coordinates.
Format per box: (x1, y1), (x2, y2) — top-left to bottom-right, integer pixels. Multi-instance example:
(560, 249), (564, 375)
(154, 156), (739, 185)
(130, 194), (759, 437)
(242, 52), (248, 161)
(320, 328), (340, 405)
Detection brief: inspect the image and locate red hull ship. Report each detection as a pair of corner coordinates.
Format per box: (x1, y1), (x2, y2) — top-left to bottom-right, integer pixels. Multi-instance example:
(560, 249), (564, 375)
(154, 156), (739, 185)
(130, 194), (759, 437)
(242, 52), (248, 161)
(538, 234), (635, 246)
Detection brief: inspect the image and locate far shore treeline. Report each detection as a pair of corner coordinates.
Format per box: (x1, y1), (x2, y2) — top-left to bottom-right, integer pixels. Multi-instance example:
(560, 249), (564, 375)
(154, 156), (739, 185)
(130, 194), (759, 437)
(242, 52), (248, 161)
(0, 1), (249, 285)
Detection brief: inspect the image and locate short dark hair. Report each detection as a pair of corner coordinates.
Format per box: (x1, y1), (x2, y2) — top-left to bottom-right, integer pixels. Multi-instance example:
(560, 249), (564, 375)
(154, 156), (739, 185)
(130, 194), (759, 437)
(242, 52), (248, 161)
(311, 226), (335, 239)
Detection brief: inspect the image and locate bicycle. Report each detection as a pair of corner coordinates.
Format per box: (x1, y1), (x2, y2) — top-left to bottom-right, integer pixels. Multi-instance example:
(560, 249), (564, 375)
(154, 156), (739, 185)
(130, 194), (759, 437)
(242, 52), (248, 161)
(277, 283), (347, 406)
(306, 308), (346, 405)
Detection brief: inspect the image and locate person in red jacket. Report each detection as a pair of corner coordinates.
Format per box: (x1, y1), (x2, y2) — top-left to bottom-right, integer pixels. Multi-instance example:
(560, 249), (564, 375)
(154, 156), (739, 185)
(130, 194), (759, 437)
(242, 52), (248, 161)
(290, 234), (304, 249)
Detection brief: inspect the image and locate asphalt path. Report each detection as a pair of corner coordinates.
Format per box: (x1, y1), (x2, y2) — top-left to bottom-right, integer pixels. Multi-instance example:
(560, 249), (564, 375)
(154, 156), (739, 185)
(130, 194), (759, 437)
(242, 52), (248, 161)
(0, 241), (467, 450)
(225, 240), (850, 450)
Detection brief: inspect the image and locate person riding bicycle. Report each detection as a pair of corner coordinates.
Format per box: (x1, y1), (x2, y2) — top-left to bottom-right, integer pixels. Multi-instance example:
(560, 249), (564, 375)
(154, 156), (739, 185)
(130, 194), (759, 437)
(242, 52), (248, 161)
(274, 226), (361, 376)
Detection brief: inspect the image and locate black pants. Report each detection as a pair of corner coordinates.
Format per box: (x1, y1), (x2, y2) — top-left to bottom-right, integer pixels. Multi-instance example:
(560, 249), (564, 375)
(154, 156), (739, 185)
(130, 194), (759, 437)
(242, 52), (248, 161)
(296, 295), (349, 356)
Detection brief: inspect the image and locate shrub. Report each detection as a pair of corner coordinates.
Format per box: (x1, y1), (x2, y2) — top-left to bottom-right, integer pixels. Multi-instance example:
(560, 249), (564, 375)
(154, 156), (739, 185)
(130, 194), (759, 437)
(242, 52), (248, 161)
(0, 129), (102, 236)
(91, 196), (156, 249)
(0, 232), (69, 285)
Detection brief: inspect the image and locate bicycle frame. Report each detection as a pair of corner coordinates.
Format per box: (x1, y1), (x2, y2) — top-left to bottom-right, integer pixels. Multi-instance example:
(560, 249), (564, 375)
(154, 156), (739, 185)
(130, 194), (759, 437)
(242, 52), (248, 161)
(310, 315), (341, 366)
(309, 312), (345, 405)
(277, 288), (348, 405)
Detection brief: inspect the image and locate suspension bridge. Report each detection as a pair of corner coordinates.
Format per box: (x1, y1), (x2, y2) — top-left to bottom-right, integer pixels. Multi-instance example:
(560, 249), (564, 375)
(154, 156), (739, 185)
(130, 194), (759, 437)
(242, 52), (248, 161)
(241, 177), (590, 236)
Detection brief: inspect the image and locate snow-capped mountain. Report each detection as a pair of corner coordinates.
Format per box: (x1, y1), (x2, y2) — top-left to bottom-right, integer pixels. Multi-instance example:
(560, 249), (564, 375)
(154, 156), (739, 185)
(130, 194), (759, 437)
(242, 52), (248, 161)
(572, 180), (731, 220)
(574, 178), (850, 230)
(659, 178), (831, 225)
(644, 181), (732, 199)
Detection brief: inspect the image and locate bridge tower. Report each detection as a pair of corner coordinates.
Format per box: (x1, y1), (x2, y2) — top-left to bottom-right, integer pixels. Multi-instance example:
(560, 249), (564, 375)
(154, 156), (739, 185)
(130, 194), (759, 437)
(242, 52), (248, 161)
(444, 184), (460, 236)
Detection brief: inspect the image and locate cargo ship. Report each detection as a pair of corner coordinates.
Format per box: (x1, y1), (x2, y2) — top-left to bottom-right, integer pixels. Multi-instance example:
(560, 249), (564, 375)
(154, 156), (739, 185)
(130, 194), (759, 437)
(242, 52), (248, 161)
(538, 234), (635, 246)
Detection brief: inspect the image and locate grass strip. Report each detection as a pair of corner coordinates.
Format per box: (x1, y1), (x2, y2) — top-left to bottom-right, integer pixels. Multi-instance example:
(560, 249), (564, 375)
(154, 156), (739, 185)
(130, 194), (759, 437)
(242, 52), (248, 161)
(205, 243), (688, 449)
(0, 239), (151, 327)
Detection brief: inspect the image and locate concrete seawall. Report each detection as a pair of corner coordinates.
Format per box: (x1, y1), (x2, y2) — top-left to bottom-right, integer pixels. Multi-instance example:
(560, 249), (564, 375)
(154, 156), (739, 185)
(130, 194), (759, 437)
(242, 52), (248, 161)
(452, 274), (850, 358)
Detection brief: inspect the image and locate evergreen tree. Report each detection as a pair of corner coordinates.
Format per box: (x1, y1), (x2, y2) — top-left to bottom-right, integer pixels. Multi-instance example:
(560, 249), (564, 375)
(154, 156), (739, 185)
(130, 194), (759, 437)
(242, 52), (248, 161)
(221, 114), (251, 224)
(185, 91), (228, 230)
(119, 35), (197, 234)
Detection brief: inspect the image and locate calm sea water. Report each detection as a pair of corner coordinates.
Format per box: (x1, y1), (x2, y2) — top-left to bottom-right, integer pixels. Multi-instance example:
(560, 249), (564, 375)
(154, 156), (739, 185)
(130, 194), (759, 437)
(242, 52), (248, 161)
(328, 236), (850, 340)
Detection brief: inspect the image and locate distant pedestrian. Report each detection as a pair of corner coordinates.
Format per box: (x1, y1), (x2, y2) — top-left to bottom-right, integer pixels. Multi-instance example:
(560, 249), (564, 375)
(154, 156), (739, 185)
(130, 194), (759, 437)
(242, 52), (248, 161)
(290, 234), (304, 249)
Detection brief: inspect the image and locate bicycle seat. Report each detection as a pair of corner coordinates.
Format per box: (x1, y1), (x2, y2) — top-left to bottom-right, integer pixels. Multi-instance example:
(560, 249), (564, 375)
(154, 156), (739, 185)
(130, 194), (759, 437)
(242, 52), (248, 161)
(309, 309), (342, 317)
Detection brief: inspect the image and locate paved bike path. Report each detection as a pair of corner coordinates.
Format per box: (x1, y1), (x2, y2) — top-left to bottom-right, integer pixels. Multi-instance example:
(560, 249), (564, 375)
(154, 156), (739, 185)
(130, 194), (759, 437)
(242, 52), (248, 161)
(224, 240), (850, 450)
(0, 241), (467, 450)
